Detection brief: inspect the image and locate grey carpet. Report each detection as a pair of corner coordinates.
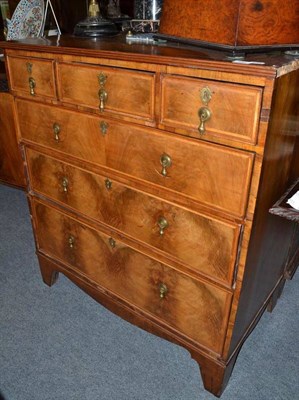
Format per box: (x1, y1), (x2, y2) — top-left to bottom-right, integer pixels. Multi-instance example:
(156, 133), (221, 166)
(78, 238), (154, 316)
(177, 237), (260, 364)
(0, 184), (298, 400)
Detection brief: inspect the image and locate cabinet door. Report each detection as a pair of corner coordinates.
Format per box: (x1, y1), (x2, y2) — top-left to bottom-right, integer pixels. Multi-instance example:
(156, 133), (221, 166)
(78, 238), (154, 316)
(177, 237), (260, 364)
(0, 92), (25, 188)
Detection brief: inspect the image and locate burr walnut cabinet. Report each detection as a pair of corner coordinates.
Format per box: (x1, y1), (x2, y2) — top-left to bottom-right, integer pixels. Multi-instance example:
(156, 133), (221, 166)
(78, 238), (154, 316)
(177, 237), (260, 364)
(1, 36), (298, 397)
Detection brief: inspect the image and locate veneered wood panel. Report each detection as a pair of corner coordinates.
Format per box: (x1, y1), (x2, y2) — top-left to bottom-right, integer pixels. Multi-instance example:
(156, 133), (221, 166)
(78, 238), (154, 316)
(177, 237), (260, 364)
(160, 74), (262, 144)
(32, 199), (232, 355)
(26, 148), (241, 285)
(57, 62), (155, 121)
(159, 0), (299, 47)
(224, 69), (299, 358)
(0, 92), (25, 188)
(16, 100), (254, 218)
(159, 0), (239, 45)
(238, 0), (299, 46)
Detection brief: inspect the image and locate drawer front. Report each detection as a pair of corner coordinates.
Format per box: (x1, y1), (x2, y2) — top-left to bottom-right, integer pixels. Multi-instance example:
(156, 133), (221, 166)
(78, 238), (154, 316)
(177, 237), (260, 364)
(26, 149), (241, 285)
(7, 56), (56, 99)
(160, 75), (262, 144)
(33, 200), (232, 354)
(17, 100), (254, 218)
(57, 62), (155, 121)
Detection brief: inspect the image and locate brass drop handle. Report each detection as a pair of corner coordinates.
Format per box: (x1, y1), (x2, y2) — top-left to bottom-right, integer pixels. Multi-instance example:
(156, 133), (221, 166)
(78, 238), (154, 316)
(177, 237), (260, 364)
(53, 123), (61, 142)
(157, 216), (168, 236)
(159, 283), (168, 299)
(160, 153), (172, 177)
(198, 106), (211, 135)
(28, 77), (36, 96)
(109, 237), (116, 248)
(105, 178), (112, 190)
(61, 177), (69, 192)
(99, 88), (108, 112)
(68, 235), (75, 249)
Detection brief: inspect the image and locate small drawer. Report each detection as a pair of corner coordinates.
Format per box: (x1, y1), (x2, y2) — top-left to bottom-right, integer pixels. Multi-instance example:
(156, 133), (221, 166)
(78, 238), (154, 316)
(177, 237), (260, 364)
(7, 56), (56, 99)
(16, 100), (254, 218)
(32, 199), (232, 355)
(160, 74), (262, 145)
(26, 149), (241, 286)
(57, 62), (155, 121)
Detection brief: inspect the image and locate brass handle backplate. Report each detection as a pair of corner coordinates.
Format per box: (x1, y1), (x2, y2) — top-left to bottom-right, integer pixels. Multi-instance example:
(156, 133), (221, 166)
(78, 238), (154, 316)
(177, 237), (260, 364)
(61, 177), (69, 192)
(198, 107), (211, 135)
(68, 235), (75, 249)
(159, 283), (168, 299)
(28, 77), (36, 96)
(160, 153), (172, 177)
(157, 216), (168, 236)
(53, 123), (60, 142)
(98, 72), (108, 112)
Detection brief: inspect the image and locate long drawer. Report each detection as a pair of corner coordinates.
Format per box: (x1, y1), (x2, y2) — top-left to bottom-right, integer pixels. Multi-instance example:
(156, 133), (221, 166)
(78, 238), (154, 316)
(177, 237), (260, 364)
(17, 100), (254, 218)
(57, 62), (155, 121)
(32, 199), (232, 355)
(26, 148), (241, 286)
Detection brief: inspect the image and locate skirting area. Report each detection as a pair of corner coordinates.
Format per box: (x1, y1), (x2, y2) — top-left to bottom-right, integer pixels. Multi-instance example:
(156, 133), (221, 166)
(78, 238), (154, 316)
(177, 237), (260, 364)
(0, 183), (298, 400)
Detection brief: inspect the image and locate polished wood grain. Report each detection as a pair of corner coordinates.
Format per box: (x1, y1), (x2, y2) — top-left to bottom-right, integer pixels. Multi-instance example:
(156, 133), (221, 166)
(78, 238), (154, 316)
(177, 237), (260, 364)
(26, 148), (241, 286)
(32, 198), (232, 355)
(159, 0), (299, 47)
(160, 74), (262, 144)
(57, 62), (155, 121)
(16, 99), (254, 218)
(159, 0), (239, 46)
(238, 0), (299, 46)
(6, 55), (56, 99)
(0, 92), (25, 188)
(1, 37), (289, 80)
(225, 69), (299, 358)
(37, 250), (236, 397)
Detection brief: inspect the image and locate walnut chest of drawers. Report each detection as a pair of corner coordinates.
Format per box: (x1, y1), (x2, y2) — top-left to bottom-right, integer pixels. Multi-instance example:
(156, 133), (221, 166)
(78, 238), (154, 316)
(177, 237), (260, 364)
(1, 36), (298, 397)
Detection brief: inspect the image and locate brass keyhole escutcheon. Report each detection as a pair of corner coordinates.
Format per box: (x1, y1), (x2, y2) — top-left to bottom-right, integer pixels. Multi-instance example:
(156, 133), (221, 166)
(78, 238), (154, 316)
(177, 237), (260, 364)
(61, 177), (69, 192)
(26, 62), (33, 75)
(68, 235), (75, 249)
(159, 283), (168, 299)
(105, 178), (112, 190)
(99, 88), (108, 112)
(53, 123), (61, 142)
(200, 87), (212, 105)
(157, 216), (169, 236)
(160, 153), (172, 177)
(100, 121), (108, 136)
(109, 237), (116, 248)
(28, 77), (36, 96)
(98, 72), (107, 86)
(198, 107), (212, 135)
